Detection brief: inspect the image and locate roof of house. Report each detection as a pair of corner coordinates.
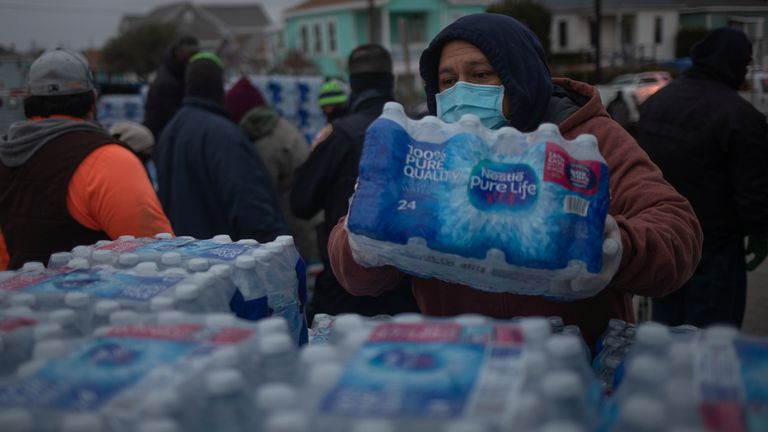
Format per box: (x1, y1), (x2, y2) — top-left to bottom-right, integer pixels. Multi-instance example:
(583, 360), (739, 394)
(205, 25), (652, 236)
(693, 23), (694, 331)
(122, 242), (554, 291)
(288, 0), (361, 13)
(122, 2), (271, 36)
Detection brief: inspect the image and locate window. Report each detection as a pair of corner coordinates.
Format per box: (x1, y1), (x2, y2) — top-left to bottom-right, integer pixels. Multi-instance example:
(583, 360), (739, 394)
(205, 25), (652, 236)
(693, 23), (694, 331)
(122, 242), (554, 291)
(300, 25), (309, 54)
(558, 20), (568, 48)
(654, 17), (662, 44)
(314, 23), (323, 54)
(327, 21), (337, 53)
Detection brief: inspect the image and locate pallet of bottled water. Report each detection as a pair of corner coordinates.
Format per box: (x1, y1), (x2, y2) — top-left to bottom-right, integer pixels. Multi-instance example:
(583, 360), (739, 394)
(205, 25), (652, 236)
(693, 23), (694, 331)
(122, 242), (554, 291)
(346, 102), (611, 299)
(303, 313), (603, 432)
(0, 234), (307, 345)
(0, 313), (304, 432)
(598, 322), (768, 432)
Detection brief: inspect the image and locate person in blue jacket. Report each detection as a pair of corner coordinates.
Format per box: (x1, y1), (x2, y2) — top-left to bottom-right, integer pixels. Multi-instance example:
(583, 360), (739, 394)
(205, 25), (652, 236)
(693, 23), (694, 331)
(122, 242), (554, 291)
(154, 52), (289, 242)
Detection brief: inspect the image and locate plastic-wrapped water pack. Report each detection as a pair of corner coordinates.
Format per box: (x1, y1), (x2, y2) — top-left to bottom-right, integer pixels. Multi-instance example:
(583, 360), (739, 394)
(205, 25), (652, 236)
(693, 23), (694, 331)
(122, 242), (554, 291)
(347, 102), (611, 298)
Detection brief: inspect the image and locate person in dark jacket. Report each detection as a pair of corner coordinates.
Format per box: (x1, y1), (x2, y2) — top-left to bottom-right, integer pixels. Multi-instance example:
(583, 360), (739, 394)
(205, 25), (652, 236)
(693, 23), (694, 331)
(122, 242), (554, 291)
(637, 27), (768, 328)
(291, 44), (419, 320)
(143, 36), (199, 139)
(155, 52), (289, 242)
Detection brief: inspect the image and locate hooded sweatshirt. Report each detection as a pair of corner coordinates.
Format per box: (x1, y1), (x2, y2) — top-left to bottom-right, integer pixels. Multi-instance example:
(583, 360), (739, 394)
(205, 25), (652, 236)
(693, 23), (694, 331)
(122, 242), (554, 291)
(144, 47), (189, 138)
(638, 27), (768, 251)
(328, 13), (702, 348)
(0, 116), (172, 268)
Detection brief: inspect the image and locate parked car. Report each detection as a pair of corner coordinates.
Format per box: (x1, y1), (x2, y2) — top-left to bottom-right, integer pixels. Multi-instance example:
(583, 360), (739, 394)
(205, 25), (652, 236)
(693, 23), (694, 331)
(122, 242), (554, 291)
(596, 71), (672, 127)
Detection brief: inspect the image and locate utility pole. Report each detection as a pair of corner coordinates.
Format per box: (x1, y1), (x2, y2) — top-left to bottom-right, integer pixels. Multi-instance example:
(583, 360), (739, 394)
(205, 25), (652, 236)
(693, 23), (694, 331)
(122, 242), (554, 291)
(594, 0), (602, 83)
(368, 0), (375, 43)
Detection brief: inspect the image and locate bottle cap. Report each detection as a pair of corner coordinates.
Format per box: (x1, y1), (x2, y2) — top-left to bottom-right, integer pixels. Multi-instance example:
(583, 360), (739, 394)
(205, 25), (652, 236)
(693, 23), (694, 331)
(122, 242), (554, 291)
(520, 317), (551, 342)
(49, 251), (73, 267)
(205, 313), (236, 327)
(118, 253), (140, 267)
(94, 300), (120, 316)
(255, 383), (300, 411)
(619, 396), (666, 428)
(71, 245), (93, 259)
(540, 371), (583, 399)
(64, 291), (89, 308)
(91, 249), (115, 264)
(174, 283), (200, 301)
(299, 344), (338, 365)
(259, 333), (293, 356)
(33, 339), (68, 359)
(161, 252), (182, 267)
(212, 234), (233, 243)
(235, 255), (256, 270)
(155, 232), (174, 239)
(149, 296), (175, 312)
(67, 258), (90, 269)
(454, 314), (488, 326)
(256, 317), (289, 335)
(206, 369), (244, 395)
(117, 235), (136, 241)
(50, 309), (76, 326)
(636, 322), (671, 347)
(136, 262), (159, 275)
(157, 311), (187, 325)
(307, 362), (344, 388)
(9, 293), (36, 308)
(186, 258), (209, 272)
(109, 310), (139, 325)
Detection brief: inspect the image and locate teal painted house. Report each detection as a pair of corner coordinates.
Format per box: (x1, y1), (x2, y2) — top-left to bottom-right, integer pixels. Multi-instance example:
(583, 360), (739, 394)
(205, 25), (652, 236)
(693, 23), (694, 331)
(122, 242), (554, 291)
(282, 0), (493, 78)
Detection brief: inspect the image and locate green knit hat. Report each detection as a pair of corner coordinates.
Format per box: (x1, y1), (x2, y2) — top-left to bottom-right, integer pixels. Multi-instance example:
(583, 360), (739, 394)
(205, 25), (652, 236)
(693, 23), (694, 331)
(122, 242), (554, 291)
(318, 79), (348, 107)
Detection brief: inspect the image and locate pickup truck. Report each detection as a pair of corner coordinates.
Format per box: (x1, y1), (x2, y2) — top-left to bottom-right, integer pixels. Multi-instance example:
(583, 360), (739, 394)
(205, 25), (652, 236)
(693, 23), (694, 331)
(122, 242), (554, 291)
(596, 71), (672, 127)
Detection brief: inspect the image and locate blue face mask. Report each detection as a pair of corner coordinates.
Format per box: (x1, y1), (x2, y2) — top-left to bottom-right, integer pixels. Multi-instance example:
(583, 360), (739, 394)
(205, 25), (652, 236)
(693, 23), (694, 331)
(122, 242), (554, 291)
(435, 81), (507, 129)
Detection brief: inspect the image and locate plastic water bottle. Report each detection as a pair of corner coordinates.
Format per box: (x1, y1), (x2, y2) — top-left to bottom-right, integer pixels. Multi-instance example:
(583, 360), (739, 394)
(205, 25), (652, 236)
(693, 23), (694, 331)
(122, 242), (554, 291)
(213, 234), (233, 244)
(64, 292), (91, 334)
(150, 296), (176, 312)
(32, 339), (70, 360)
(49, 308), (81, 338)
(230, 255), (268, 320)
(392, 313), (424, 323)
(546, 335), (593, 385)
(508, 393), (545, 430)
(92, 300), (121, 329)
(173, 283), (205, 313)
(110, 310), (140, 326)
(254, 383), (300, 430)
(540, 370), (595, 429)
(610, 396), (667, 432)
(142, 390), (182, 418)
(329, 313), (365, 346)
(20, 261), (45, 274)
(304, 362), (344, 412)
(631, 322), (671, 362)
(70, 245), (94, 263)
(614, 355), (668, 402)
(160, 252), (183, 271)
(8, 293), (37, 310)
(202, 369), (253, 432)
(259, 333), (298, 383)
(187, 258), (210, 273)
(155, 232), (174, 240)
(48, 252), (73, 269)
(66, 257), (90, 269)
(0, 408), (33, 432)
(156, 311), (188, 325)
(91, 249), (117, 267)
(520, 317), (552, 352)
(117, 253), (140, 270)
(664, 378), (701, 429)
(256, 316), (290, 336)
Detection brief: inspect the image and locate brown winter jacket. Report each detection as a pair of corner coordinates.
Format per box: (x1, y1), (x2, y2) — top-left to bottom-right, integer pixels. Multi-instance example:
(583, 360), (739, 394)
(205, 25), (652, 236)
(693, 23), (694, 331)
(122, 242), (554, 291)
(327, 78), (703, 348)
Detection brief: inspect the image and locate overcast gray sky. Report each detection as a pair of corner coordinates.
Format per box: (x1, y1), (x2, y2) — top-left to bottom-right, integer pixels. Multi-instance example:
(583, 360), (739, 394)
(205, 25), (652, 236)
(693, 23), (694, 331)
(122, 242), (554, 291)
(0, 0), (304, 51)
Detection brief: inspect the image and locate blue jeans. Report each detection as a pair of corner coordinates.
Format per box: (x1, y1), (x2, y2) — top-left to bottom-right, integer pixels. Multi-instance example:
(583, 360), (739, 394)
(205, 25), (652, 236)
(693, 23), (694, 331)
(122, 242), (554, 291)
(652, 237), (747, 328)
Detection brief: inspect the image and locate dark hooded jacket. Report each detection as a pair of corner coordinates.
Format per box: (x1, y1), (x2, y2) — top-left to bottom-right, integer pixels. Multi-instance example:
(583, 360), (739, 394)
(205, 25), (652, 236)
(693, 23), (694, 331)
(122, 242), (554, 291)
(328, 13), (703, 348)
(143, 47), (188, 138)
(637, 28), (768, 251)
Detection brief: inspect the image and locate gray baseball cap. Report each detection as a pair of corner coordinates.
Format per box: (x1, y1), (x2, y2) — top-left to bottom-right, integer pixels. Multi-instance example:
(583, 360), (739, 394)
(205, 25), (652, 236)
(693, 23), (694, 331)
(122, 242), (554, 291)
(28, 48), (95, 96)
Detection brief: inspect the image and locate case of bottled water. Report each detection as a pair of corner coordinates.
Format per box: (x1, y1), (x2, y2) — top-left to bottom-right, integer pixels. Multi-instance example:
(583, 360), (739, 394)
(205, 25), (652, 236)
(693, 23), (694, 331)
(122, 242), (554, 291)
(346, 102), (611, 299)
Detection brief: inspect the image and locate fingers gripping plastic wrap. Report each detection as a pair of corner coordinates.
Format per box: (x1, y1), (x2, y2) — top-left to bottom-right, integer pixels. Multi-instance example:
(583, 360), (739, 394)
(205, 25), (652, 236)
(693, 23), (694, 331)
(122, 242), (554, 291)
(346, 102), (612, 299)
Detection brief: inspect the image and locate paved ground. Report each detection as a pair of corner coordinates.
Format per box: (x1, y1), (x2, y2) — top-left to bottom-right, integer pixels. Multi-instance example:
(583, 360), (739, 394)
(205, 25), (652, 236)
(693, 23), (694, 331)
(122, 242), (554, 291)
(743, 260), (768, 336)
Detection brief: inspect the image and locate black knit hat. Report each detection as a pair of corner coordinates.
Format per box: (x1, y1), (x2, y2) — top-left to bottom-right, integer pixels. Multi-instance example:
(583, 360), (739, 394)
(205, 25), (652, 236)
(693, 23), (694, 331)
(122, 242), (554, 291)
(185, 52), (224, 104)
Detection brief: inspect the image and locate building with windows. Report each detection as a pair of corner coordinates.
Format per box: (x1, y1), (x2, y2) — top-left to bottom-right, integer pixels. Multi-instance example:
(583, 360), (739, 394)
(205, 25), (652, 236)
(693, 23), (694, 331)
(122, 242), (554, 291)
(281, 0), (493, 78)
(542, 0), (768, 67)
(120, 1), (276, 73)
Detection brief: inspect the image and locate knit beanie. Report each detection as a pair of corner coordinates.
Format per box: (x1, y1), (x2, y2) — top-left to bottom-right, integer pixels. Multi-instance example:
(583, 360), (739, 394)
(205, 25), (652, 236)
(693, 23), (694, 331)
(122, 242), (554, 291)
(185, 52), (224, 104)
(224, 76), (267, 123)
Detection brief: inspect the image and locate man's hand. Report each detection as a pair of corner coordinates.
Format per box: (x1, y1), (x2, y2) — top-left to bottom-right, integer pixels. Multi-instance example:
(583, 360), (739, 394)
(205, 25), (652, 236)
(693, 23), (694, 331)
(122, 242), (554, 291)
(570, 214), (623, 294)
(745, 235), (768, 271)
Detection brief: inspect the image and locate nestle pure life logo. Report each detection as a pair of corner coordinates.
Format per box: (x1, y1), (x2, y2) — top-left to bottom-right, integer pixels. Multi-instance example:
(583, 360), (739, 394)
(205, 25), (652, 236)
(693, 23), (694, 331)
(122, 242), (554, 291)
(467, 160), (539, 211)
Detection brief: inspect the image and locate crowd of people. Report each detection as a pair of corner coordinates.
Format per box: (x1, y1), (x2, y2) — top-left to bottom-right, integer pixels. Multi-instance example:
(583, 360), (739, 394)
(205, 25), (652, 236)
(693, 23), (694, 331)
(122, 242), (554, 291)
(1, 13), (766, 343)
